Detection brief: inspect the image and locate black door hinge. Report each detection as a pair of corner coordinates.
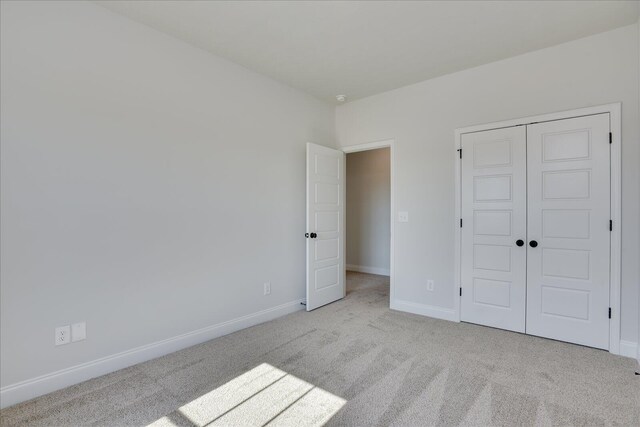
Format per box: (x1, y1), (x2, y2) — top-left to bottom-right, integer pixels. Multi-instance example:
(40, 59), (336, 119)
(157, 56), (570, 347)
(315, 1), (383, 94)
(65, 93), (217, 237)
(457, 148), (462, 159)
(608, 307), (612, 319)
(610, 220), (612, 231)
(609, 132), (612, 144)
(459, 287), (462, 296)
(460, 218), (463, 228)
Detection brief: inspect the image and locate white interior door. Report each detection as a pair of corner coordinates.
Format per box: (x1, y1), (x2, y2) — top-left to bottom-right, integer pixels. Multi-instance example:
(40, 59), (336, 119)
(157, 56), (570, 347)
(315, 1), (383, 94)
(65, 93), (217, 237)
(460, 126), (527, 332)
(306, 142), (345, 311)
(526, 114), (611, 349)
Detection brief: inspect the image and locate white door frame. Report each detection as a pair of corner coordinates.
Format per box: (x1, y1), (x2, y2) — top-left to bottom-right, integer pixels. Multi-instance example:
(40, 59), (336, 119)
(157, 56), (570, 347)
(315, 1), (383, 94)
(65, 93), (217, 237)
(454, 103), (622, 355)
(342, 139), (395, 305)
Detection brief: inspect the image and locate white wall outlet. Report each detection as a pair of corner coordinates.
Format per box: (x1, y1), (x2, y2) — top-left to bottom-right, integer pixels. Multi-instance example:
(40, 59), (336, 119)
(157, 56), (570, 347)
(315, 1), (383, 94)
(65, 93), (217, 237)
(426, 280), (435, 291)
(398, 211), (409, 223)
(264, 282), (271, 295)
(55, 325), (71, 346)
(71, 322), (86, 342)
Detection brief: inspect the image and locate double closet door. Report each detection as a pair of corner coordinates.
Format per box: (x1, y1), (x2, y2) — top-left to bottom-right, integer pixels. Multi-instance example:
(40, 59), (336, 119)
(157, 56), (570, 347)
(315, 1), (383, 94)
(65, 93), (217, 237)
(460, 113), (611, 350)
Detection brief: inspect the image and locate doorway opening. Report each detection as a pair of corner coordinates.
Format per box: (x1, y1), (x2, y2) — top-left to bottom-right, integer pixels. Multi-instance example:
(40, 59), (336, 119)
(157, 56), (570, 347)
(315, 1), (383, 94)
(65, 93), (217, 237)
(345, 146), (391, 303)
(305, 140), (394, 311)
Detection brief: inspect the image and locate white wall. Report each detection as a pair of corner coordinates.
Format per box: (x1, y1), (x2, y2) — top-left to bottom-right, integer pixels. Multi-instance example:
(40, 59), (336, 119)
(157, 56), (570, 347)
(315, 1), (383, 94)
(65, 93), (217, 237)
(336, 25), (640, 348)
(1, 1), (638, 409)
(346, 148), (390, 275)
(637, 16), (640, 367)
(0, 0), (334, 404)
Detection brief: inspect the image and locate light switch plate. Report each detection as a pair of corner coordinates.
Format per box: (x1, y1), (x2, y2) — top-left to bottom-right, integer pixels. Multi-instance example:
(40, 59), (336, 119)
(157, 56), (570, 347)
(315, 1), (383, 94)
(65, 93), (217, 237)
(71, 322), (86, 342)
(398, 211), (409, 222)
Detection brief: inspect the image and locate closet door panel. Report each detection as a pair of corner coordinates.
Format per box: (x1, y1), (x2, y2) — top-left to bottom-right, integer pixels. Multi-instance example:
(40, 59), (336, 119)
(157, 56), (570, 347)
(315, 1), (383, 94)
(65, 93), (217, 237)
(460, 126), (527, 332)
(526, 114), (610, 349)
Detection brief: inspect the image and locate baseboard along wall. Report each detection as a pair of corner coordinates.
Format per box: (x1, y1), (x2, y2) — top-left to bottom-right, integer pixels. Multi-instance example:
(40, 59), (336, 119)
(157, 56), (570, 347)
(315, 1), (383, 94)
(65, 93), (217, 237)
(346, 264), (390, 276)
(2, 294), (636, 409)
(0, 299), (304, 409)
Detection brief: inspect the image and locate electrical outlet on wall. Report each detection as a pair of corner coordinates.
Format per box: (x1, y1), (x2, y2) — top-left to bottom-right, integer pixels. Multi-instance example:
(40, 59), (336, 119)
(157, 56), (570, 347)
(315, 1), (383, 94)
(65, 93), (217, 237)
(71, 322), (86, 342)
(264, 282), (271, 295)
(398, 211), (409, 223)
(426, 280), (435, 291)
(55, 325), (71, 346)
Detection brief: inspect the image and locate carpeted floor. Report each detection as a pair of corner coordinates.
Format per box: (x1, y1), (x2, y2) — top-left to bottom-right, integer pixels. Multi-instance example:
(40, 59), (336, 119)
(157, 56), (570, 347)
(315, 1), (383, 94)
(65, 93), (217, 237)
(1, 272), (638, 426)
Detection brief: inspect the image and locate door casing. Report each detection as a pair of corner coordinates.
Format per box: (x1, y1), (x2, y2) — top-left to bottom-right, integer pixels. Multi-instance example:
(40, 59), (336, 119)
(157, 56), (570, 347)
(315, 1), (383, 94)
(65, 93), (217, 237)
(306, 139), (396, 310)
(454, 103), (622, 355)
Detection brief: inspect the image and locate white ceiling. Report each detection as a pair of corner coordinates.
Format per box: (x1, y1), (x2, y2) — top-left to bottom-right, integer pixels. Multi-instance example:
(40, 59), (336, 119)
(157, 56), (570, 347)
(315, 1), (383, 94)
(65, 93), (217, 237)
(95, 1), (639, 104)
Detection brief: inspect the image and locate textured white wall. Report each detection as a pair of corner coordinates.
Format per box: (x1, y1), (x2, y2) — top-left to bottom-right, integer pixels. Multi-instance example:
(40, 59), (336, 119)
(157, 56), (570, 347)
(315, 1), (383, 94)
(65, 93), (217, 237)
(346, 148), (390, 274)
(0, 1), (334, 390)
(336, 24), (640, 346)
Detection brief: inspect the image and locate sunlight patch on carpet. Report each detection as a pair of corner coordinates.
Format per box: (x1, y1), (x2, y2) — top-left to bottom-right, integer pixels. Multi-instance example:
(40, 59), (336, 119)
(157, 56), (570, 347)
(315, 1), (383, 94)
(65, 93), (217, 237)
(148, 363), (346, 427)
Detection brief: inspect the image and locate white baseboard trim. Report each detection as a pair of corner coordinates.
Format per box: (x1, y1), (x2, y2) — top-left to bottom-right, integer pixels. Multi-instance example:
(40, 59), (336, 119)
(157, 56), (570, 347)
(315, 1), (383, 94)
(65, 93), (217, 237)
(391, 298), (458, 322)
(391, 300), (639, 361)
(0, 299), (304, 409)
(346, 264), (390, 276)
(619, 340), (638, 359)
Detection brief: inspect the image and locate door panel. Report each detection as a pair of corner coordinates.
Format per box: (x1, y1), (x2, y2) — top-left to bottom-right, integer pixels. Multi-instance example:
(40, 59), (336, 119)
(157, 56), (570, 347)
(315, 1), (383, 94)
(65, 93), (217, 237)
(306, 143), (345, 311)
(461, 126), (527, 332)
(526, 114), (610, 349)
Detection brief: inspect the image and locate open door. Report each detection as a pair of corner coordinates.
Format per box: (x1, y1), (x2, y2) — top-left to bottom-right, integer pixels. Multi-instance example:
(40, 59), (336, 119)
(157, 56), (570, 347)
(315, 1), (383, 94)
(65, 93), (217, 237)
(306, 142), (345, 311)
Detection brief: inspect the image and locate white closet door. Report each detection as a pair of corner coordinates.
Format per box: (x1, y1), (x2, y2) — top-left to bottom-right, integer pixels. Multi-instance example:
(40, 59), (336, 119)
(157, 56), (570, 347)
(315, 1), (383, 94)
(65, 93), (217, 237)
(526, 114), (610, 349)
(461, 126), (527, 332)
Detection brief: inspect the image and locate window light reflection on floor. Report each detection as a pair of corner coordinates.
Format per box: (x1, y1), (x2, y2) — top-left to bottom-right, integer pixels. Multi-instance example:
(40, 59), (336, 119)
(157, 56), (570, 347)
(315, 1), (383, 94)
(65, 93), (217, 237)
(149, 363), (346, 427)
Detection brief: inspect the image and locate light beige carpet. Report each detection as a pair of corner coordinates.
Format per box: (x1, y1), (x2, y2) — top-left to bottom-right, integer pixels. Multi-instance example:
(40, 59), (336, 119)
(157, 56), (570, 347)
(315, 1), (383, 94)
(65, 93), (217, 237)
(1, 272), (638, 426)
